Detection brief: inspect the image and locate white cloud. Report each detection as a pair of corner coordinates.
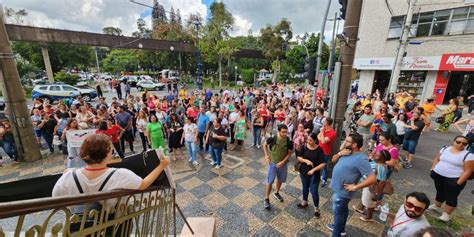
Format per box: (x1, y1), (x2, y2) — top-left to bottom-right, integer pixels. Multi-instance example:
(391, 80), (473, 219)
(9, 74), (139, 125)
(231, 14), (252, 36)
(2, 0), (207, 36)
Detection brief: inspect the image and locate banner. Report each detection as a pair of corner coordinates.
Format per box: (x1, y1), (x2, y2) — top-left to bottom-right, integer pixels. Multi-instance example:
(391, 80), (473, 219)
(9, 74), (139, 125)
(65, 129), (96, 148)
(439, 53), (474, 71)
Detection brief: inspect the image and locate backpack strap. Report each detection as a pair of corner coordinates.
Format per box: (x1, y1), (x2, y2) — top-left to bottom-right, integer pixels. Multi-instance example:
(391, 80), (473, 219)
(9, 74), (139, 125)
(463, 152), (472, 161)
(72, 169), (118, 194)
(72, 169), (84, 194)
(98, 169), (118, 191)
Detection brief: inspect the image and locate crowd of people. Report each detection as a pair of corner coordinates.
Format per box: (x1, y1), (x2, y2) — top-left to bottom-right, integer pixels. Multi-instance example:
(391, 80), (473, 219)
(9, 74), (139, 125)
(0, 81), (473, 237)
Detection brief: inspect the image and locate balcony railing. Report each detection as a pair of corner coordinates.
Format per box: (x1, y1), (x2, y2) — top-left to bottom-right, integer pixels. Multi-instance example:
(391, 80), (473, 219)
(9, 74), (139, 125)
(0, 186), (175, 236)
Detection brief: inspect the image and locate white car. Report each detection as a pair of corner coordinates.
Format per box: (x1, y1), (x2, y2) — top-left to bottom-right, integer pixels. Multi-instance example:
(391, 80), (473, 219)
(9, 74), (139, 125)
(32, 83), (98, 103)
(136, 80), (165, 91)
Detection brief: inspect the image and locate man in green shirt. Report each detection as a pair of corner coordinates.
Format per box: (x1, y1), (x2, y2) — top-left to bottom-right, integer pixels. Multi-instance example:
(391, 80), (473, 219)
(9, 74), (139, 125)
(263, 124), (293, 209)
(356, 104), (375, 152)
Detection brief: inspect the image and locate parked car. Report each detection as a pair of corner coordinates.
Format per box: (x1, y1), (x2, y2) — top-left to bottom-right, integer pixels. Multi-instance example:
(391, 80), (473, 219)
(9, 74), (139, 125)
(120, 76), (139, 87)
(32, 83), (98, 104)
(136, 80), (165, 91)
(0, 97), (5, 120)
(32, 77), (48, 85)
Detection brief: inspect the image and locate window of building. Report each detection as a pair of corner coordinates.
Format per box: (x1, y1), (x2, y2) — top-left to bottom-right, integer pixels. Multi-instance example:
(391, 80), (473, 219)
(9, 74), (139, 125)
(448, 8), (469, 35)
(388, 6), (474, 38)
(388, 16), (405, 38)
(431, 10), (451, 35)
(467, 7), (474, 33)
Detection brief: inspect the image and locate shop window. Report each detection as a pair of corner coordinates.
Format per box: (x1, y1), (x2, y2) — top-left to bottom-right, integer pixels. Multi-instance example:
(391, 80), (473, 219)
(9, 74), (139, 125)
(466, 8), (474, 33)
(397, 71), (427, 101)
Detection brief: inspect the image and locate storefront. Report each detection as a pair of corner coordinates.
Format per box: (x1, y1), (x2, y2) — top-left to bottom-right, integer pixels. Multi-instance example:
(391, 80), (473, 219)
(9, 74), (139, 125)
(353, 56), (440, 100)
(433, 53), (474, 104)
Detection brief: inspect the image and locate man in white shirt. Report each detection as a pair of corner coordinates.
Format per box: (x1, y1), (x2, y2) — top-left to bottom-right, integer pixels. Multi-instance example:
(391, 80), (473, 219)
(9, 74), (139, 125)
(387, 192), (431, 237)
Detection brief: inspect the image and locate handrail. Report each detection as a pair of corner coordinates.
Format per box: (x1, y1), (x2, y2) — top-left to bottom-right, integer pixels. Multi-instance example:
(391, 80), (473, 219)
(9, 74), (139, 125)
(0, 186), (168, 219)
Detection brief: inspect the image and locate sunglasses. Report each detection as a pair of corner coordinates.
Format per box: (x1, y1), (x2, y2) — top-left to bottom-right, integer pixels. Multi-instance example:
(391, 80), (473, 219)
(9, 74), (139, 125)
(405, 201), (425, 213)
(455, 140), (468, 146)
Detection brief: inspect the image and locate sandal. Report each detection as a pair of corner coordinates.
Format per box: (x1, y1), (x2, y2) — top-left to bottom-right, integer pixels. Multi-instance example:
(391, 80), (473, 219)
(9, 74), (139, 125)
(359, 216), (374, 222)
(352, 205), (365, 214)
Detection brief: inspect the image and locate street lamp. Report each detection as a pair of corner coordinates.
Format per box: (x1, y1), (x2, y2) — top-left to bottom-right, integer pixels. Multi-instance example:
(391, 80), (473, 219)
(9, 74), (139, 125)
(190, 20), (202, 90)
(234, 65), (238, 85)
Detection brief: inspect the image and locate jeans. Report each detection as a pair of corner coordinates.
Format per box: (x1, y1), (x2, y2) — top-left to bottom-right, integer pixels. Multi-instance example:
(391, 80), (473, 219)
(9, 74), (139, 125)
(321, 155), (331, 181)
(210, 146), (223, 166)
(253, 127), (262, 146)
(0, 140), (18, 160)
(186, 141), (197, 162)
(197, 132), (208, 151)
(139, 132), (148, 151)
(332, 193), (351, 237)
(230, 124), (235, 144)
(113, 142), (125, 159)
(120, 130), (134, 153)
(300, 173), (320, 208)
(42, 132), (54, 152)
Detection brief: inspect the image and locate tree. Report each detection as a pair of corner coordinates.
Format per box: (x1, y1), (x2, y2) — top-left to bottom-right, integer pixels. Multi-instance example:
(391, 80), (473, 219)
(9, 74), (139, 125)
(259, 18), (292, 83)
(4, 7), (28, 24)
(102, 27), (122, 36)
(201, 2), (235, 86)
(169, 7), (176, 24)
(152, 1), (167, 28)
(176, 9), (182, 27)
(12, 42), (95, 73)
(132, 18), (152, 38)
(102, 49), (139, 73)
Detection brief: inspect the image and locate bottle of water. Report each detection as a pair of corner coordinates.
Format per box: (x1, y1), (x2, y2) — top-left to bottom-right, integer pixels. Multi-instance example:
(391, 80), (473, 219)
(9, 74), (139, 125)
(379, 203), (389, 222)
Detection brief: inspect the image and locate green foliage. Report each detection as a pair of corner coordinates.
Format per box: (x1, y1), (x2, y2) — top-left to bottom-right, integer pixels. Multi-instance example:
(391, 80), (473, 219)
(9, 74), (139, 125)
(102, 27), (122, 36)
(16, 57), (39, 78)
(12, 42), (95, 73)
(259, 19), (292, 61)
(240, 68), (255, 84)
(102, 49), (139, 73)
(55, 72), (79, 85)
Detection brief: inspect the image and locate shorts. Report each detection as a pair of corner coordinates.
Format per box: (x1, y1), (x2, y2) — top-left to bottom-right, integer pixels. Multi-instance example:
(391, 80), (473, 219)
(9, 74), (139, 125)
(403, 139), (418, 154)
(34, 130), (42, 137)
(266, 162), (288, 184)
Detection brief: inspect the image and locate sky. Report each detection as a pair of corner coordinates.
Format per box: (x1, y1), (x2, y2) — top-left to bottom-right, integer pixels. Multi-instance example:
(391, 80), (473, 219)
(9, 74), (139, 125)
(2, 0), (343, 41)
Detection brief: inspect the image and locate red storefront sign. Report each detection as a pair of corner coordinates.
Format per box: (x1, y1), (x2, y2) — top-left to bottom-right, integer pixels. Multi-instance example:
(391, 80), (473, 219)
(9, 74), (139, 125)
(439, 53), (474, 71)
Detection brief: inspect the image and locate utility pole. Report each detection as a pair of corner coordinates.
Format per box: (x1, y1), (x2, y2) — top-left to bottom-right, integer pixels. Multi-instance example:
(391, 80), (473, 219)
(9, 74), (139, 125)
(328, 12), (339, 75)
(387, 0), (417, 94)
(0, 9), (42, 162)
(94, 47), (101, 82)
(333, 0), (363, 144)
(312, 0), (332, 109)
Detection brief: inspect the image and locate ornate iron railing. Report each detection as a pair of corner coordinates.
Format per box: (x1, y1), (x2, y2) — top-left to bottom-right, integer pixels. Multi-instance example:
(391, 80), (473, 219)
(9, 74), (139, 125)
(0, 187), (176, 237)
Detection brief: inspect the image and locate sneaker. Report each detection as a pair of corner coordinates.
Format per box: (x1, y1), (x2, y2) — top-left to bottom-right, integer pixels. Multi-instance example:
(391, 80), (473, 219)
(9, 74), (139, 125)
(428, 204), (442, 212)
(403, 162), (413, 169)
(257, 145), (261, 149)
(321, 180), (327, 187)
(297, 202), (308, 209)
(273, 192), (284, 202)
(215, 165), (221, 169)
(192, 161), (199, 165)
(439, 212), (451, 222)
(188, 158), (192, 162)
(264, 198), (271, 209)
(314, 208), (321, 218)
(210, 161), (215, 165)
(326, 224), (346, 236)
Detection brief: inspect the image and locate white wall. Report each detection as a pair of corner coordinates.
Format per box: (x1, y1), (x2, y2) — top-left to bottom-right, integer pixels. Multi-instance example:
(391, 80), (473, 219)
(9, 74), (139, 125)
(358, 70), (375, 95)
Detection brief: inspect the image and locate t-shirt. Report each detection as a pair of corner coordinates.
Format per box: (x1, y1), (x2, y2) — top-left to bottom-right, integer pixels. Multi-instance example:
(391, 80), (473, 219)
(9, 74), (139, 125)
(434, 146), (474, 178)
(183, 123), (197, 142)
(31, 115), (42, 131)
(374, 144), (398, 161)
(115, 112), (131, 131)
(41, 118), (57, 135)
(268, 135), (293, 164)
(196, 113), (209, 133)
(404, 120), (425, 141)
(209, 125), (226, 149)
(387, 205), (430, 237)
(299, 146), (326, 178)
(330, 152), (373, 199)
(52, 168), (142, 209)
(319, 128), (336, 156)
(357, 114), (375, 134)
(96, 125), (121, 143)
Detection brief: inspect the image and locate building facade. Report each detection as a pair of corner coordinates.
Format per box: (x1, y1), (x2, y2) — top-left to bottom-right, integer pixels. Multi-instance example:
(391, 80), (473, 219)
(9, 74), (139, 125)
(353, 0), (474, 104)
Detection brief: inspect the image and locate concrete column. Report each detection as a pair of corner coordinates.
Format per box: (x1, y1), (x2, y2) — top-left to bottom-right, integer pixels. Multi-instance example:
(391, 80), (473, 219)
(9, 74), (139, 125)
(0, 13), (42, 162)
(41, 45), (54, 82)
(421, 71), (437, 101)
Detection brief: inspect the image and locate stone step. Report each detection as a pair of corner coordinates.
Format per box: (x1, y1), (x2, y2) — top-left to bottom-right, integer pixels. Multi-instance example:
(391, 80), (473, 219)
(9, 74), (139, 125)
(180, 217), (216, 237)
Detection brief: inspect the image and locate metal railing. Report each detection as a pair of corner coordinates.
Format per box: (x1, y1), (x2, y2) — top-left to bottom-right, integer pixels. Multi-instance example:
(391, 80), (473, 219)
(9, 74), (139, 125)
(0, 187), (176, 236)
